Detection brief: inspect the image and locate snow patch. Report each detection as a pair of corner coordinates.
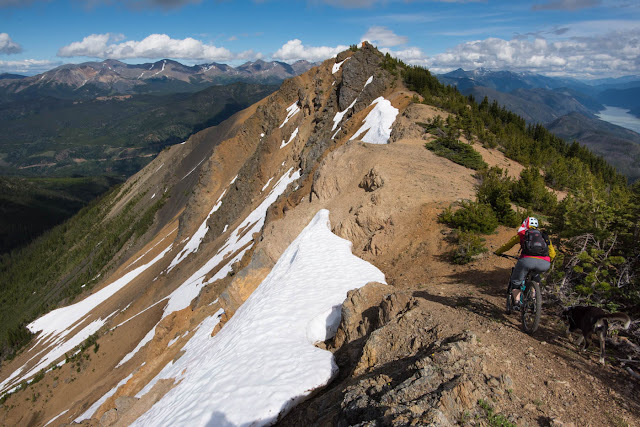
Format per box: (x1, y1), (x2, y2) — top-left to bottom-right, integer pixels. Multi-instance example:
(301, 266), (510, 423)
(349, 97), (399, 144)
(133, 209), (385, 426)
(117, 328), (155, 367)
(279, 102), (300, 128)
(332, 57), (350, 74)
(181, 158), (206, 180)
(44, 409), (69, 426)
(332, 99), (356, 132)
(126, 227), (177, 271)
(280, 126), (298, 148)
(261, 177), (274, 192)
(75, 373), (134, 422)
(167, 189), (227, 273)
(163, 168), (301, 318)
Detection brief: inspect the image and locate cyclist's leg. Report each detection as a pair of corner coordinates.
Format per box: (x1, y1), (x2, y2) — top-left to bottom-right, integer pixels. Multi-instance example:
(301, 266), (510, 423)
(510, 259), (529, 304)
(511, 258), (550, 301)
(522, 258), (550, 299)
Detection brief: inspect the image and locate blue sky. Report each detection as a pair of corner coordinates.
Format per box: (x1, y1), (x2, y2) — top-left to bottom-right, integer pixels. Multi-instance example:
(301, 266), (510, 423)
(1, 0), (639, 78)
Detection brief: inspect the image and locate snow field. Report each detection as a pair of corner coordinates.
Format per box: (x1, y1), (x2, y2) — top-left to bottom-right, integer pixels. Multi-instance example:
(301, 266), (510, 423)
(133, 209), (386, 426)
(115, 168), (301, 367)
(349, 96), (399, 144)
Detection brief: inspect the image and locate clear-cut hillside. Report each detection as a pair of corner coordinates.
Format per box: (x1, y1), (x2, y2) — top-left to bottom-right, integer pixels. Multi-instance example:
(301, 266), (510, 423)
(0, 43), (638, 427)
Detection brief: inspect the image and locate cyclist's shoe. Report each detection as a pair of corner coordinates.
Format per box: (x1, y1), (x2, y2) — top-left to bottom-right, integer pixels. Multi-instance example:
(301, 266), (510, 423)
(513, 303), (521, 312)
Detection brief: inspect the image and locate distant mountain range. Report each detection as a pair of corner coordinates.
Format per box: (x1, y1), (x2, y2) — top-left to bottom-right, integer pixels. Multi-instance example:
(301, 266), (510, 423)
(438, 68), (640, 181)
(0, 58), (315, 100)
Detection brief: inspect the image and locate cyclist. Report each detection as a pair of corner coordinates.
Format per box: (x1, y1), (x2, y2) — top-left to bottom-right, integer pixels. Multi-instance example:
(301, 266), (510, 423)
(494, 217), (556, 310)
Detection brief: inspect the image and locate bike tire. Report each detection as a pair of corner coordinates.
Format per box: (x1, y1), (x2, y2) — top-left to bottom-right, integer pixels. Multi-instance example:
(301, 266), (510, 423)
(521, 280), (541, 334)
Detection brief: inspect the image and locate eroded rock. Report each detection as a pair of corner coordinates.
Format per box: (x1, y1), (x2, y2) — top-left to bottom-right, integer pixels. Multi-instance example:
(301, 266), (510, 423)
(359, 168), (385, 192)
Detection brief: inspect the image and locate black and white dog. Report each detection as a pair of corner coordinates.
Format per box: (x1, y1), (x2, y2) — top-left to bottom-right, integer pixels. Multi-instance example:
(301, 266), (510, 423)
(562, 305), (631, 364)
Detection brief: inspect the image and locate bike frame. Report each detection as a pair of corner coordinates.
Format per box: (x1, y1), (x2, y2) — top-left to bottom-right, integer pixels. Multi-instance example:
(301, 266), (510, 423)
(499, 254), (542, 334)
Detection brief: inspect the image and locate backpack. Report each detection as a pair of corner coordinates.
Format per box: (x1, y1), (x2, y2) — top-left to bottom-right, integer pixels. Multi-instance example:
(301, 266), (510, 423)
(522, 229), (549, 257)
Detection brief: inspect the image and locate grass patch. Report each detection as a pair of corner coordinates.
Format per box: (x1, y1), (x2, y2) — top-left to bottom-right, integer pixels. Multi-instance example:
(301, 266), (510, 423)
(478, 399), (516, 427)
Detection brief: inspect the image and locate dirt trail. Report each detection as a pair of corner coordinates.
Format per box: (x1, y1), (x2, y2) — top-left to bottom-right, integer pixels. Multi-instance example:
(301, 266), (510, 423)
(370, 215), (640, 426)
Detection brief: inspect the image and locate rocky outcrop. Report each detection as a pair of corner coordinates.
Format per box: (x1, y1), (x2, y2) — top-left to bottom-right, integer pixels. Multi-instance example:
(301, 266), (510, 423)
(359, 168), (385, 192)
(279, 289), (513, 426)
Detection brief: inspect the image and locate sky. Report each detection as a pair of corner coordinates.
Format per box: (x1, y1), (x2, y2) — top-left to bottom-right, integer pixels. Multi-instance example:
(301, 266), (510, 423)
(0, 0), (639, 79)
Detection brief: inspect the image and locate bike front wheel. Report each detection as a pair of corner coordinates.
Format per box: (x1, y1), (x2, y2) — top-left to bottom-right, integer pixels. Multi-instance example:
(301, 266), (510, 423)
(505, 285), (513, 315)
(521, 281), (541, 334)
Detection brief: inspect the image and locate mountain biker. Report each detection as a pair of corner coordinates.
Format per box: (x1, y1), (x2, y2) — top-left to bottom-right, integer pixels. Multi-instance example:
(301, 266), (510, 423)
(494, 217), (556, 310)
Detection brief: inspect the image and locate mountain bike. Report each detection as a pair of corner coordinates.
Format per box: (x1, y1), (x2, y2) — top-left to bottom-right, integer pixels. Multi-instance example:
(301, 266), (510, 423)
(499, 254), (542, 334)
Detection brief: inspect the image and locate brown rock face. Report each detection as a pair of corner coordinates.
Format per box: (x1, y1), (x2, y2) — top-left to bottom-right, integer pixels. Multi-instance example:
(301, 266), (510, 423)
(278, 291), (494, 426)
(331, 282), (390, 350)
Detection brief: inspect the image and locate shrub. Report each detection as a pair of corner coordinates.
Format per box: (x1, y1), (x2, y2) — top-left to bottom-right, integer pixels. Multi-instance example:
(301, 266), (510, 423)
(438, 201), (498, 234)
(426, 137), (487, 170)
(451, 231), (488, 265)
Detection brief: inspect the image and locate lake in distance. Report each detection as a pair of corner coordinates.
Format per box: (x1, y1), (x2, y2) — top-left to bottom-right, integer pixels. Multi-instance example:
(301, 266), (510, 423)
(596, 105), (640, 134)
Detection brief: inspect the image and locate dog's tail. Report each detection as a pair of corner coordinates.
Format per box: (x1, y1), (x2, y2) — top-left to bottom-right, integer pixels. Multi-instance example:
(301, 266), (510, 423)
(601, 313), (631, 330)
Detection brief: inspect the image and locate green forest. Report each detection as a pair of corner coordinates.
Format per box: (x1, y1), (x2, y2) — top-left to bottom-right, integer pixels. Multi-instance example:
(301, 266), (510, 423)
(0, 182), (168, 360)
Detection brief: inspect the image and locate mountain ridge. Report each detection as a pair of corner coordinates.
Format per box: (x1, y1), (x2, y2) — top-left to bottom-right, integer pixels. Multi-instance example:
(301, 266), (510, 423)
(0, 44), (637, 426)
(0, 58), (316, 100)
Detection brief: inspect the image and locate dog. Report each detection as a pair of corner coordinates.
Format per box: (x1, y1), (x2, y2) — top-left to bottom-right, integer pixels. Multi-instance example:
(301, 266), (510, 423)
(562, 305), (631, 364)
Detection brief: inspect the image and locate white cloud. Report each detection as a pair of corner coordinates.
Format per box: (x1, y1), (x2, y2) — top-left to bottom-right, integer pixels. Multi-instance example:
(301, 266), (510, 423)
(380, 25), (640, 78)
(272, 39), (349, 63)
(0, 33), (22, 54)
(428, 28), (640, 77)
(380, 46), (430, 66)
(58, 33), (256, 61)
(0, 59), (61, 75)
(361, 26), (408, 47)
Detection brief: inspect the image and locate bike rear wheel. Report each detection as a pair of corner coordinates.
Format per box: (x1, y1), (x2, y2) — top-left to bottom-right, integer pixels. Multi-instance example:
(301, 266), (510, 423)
(521, 280), (541, 334)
